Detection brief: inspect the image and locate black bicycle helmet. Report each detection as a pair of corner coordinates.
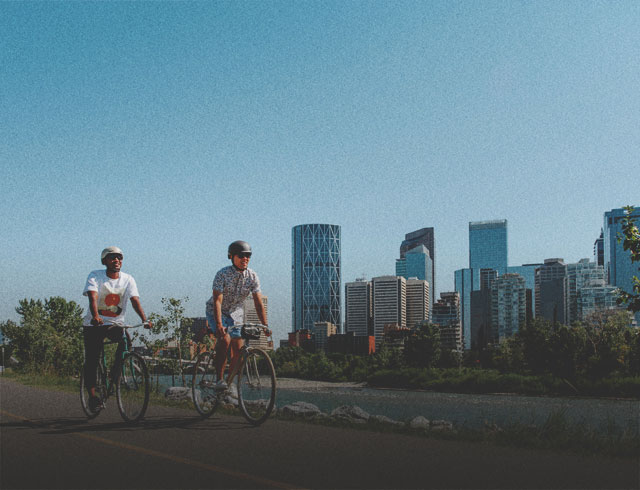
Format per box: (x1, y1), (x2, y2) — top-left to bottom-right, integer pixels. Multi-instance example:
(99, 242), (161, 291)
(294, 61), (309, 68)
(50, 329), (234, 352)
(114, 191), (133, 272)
(228, 240), (252, 258)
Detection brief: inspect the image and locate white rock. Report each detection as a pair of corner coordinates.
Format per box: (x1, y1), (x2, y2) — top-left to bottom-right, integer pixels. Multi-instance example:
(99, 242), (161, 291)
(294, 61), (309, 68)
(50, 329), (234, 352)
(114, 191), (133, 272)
(331, 405), (370, 422)
(430, 419), (453, 431)
(164, 386), (192, 401)
(408, 416), (430, 430)
(279, 401), (322, 418)
(370, 414), (404, 426)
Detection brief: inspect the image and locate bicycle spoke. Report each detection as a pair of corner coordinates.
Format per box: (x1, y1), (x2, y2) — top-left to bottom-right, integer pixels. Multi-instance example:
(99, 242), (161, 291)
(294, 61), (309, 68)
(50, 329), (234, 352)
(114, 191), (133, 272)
(192, 352), (220, 418)
(116, 352), (149, 423)
(238, 348), (276, 425)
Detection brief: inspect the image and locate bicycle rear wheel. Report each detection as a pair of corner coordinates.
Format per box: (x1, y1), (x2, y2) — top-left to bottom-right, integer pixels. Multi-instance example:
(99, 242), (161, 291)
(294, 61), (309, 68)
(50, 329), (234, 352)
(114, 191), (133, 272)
(80, 361), (107, 419)
(192, 351), (220, 418)
(116, 352), (150, 423)
(237, 348), (276, 425)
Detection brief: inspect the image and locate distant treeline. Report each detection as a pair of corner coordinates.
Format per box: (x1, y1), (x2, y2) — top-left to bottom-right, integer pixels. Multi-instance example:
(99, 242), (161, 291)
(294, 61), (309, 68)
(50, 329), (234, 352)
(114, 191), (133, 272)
(2, 297), (640, 398)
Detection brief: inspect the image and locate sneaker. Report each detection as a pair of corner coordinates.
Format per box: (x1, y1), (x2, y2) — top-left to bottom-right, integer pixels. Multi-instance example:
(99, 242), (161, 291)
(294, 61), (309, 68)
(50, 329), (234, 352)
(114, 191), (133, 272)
(226, 384), (238, 399)
(88, 395), (102, 414)
(214, 379), (228, 391)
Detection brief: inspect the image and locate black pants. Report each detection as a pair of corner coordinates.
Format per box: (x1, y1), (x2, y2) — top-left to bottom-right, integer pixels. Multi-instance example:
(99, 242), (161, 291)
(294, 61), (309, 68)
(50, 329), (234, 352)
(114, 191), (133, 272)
(83, 325), (125, 392)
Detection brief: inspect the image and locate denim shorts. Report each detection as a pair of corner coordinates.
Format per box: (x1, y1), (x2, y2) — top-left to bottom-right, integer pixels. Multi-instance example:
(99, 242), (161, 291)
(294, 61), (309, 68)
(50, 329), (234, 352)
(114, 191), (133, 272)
(205, 312), (242, 339)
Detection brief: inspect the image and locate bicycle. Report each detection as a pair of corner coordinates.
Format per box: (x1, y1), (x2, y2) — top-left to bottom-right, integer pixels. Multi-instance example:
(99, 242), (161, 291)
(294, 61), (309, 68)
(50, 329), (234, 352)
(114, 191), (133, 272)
(80, 322), (150, 423)
(191, 323), (276, 425)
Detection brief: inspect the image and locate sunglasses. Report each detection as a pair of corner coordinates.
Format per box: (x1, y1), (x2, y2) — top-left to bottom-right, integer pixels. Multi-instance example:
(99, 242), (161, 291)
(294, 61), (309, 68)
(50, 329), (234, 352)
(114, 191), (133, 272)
(235, 252), (252, 259)
(106, 254), (123, 261)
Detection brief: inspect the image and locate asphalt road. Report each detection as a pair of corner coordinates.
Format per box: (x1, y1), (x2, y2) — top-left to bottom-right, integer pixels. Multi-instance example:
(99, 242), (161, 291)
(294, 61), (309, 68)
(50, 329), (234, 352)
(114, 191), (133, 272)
(1, 378), (638, 490)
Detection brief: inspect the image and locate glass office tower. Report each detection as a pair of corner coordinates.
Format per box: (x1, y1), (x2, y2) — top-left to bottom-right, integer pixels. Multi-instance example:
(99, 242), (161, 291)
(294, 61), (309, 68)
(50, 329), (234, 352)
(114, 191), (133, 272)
(603, 208), (640, 321)
(292, 224), (341, 332)
(395, 244), (434, 315)
(469, 220), (508, 273)
(400, 228), (435, 304)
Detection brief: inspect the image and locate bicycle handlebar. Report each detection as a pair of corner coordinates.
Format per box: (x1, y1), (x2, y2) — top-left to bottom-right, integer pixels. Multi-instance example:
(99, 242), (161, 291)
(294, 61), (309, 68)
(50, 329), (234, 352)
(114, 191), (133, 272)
(238, 323), (272, 339)
(105, 322), (150, 329)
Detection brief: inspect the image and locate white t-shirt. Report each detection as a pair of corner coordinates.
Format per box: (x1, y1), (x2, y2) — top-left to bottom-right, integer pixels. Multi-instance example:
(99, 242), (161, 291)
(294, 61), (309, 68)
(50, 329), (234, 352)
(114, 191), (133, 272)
(82, 270), (139, 326)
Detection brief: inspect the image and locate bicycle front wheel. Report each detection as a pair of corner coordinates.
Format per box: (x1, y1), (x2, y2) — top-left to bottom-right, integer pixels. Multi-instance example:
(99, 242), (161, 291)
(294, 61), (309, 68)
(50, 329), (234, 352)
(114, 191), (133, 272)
(192, 351), (220, 418)
(116, 352), (150, 423)
(237, 348), (276, 425)
(80, 361), (107, 419)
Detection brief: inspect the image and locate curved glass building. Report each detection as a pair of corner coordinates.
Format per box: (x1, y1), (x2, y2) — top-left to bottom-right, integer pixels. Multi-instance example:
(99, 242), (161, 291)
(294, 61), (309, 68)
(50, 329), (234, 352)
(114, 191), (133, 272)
(292, 224), (341, 332)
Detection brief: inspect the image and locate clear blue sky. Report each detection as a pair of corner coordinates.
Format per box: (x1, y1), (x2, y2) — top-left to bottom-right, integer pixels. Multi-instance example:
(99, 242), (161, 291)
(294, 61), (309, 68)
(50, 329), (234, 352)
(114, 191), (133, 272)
(2, 1), (638, 344)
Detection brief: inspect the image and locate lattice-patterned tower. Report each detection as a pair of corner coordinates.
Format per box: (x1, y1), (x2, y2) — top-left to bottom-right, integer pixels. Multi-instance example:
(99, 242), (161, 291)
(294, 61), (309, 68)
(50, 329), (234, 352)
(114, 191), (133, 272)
(292, 224), (341, 332)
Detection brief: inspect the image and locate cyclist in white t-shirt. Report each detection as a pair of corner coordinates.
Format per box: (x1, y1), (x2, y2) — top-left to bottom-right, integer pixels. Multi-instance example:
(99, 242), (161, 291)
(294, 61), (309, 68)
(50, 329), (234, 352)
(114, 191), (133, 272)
(82, 246), (151, 413)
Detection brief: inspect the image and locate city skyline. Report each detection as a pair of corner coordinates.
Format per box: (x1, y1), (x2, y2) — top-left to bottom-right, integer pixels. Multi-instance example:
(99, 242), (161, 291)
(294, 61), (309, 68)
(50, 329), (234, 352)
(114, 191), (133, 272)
(2, 2), (639, 344)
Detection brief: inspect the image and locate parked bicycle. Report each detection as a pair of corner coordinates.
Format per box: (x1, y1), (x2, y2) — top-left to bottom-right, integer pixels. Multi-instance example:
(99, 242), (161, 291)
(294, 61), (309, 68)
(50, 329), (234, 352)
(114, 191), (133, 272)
(80, 322), (150, 423)
(191, 323), (276, 425)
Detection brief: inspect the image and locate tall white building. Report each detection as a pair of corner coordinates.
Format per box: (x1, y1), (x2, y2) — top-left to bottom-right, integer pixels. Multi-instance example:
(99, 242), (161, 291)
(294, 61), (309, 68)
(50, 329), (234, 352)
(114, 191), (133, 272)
(345, 279), (371, 337)
(406, 278), (429, 329)
(372, 276), (406, 347)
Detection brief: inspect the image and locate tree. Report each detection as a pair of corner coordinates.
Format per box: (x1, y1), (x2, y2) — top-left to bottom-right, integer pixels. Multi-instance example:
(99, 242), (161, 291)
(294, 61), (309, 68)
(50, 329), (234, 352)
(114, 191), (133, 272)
(143, 297), (193, 386)
(404, 322), (441, 368)
(616, 205), (640, 313)
(0, 297), (83, 375)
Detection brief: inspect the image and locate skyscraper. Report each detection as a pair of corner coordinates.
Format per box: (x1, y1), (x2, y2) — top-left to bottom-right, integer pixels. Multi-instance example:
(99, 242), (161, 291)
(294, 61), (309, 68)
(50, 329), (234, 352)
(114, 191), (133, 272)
(406, 278), (429, 329)
(396, 245), (434, 312)
(491, 273), (527, 342)
(456, 219), (509, 349)
(603, 207), (640, 322)
(345, 279), (371, 337)
(535, 258), (567, 324)
(372, 276), (406, 347)
(400, 228), (435, 304)
(432, 292), (462, 352)
(469, 220), (508, 272)
(564, 259), (605, 325)
(292, 224), (341, 332)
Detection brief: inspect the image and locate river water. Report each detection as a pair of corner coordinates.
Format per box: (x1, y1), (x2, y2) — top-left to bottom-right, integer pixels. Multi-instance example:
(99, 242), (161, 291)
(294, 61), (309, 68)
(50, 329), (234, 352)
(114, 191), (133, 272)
(155, 375), (639, 433)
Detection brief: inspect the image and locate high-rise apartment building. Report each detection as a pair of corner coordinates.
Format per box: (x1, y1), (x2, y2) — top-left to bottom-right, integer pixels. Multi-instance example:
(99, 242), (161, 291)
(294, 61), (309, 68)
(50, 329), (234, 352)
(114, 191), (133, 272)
(372, 276), (406, 347)
(507, 263), (541, 317)
(345, 279), (371, 337)
(292, 224), (341, 332)
(535, 258), (567, 324)
(491, 273), (527, 342)
(603, 207), (640, 323)
(406, 278), (429, 329)
(431, 292), (462, 352)
(400, 228), (435, 305)
(564, 259), (605, 325)
(469, 220), (508, 273)
(396, 245), (434, 314)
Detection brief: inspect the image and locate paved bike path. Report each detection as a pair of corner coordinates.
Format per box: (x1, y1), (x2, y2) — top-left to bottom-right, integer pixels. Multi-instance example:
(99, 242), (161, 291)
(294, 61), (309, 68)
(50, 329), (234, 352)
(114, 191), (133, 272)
(1, 378), (638, 489)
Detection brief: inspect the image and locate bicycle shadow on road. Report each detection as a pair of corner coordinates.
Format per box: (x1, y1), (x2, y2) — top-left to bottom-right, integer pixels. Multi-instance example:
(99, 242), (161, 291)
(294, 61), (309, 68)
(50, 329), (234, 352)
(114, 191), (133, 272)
(1, 414), (256, 436)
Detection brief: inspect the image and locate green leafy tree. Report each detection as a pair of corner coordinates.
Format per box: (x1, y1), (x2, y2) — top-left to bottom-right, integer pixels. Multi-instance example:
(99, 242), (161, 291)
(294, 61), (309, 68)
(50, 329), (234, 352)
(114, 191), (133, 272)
(0, 297), (83, 375)
(616, 205), (640, 313)
(142, 297), (193, 386)
(404, 322), (441, 368)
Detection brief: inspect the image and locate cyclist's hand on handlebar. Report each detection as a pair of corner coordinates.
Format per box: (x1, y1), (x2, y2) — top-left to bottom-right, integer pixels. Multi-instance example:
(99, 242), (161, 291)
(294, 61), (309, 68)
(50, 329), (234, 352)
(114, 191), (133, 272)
(144, 320), (152, 330)
(264, 326), (272, 337)
(90, 316), (104, 327)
